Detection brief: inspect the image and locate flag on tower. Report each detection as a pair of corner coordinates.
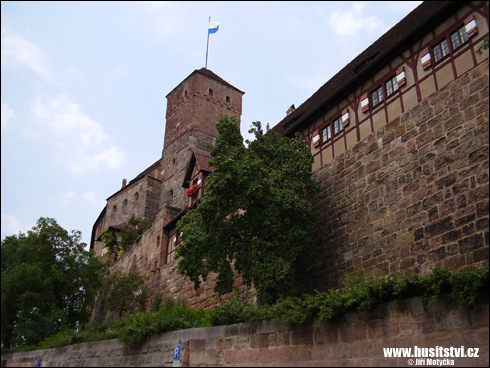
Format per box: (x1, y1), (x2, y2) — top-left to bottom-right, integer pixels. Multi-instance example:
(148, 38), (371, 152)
(208, 22), (220, 34)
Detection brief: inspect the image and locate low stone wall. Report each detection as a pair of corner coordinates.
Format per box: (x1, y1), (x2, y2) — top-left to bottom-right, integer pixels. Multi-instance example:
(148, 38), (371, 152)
(3, 294), (488, 367)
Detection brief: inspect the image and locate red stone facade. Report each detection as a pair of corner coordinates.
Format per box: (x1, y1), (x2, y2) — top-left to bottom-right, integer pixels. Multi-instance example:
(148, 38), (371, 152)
(89, 69), (246, 322)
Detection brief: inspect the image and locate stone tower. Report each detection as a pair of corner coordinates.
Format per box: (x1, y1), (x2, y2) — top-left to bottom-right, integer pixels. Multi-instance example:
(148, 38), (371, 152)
(160, 68), (244, 210)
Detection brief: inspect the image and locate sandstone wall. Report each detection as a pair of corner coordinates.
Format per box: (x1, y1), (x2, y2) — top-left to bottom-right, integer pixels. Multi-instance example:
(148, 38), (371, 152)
(3, 294), (488, 367)
(303, 59), (489, 293)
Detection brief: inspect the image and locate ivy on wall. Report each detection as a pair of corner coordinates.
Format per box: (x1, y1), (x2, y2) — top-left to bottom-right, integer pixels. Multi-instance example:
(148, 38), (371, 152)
(101, 215), (150, 258)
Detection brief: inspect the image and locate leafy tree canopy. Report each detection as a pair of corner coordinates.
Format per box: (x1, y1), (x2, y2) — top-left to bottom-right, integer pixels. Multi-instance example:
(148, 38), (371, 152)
(176, 116), (319, 304)
(100, 263), (149, 320)
(1, 218), (106, 349)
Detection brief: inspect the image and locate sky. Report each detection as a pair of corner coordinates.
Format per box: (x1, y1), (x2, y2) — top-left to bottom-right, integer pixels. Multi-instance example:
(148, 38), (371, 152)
(1, 1), (422, 247)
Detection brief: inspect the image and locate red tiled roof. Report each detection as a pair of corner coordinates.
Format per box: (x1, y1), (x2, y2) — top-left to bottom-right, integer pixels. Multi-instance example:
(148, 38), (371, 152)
(182, 151), (214, 188)
(194, 151), (214, 173)
(272, 1), (461, 136)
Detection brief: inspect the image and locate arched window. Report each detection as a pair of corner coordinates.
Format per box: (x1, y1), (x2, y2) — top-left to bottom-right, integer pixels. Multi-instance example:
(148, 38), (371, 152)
(111, 205), (117, 220)
(157, 235), (160, 248)
(133, 192), (139, 207)
(168, 190), (173, 206)
(122, 199), (128, 214)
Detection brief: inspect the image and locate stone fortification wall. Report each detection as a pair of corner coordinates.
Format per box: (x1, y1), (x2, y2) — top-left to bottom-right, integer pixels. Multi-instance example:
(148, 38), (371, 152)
(303, 59), (489, 293)
(3, 294), (488, 367)
(89, 211), (248, 323)
(93, 59), (488, 321)
(105, 176), (162, 229)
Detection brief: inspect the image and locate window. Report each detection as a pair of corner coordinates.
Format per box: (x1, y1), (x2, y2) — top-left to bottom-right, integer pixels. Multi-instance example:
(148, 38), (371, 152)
(433, 38), (450, 62)
(333, 116), (343, 135)
(168, 190), (173, 206)
(122, 199), (127, 214)
(226, 96), (230, 103)
(166, 232), (181, 263)
(385, 75), (399, 97)
(209, 88), (214, 96)
(451, 26), (468, 50)
(371, 86), (384, 107)
(322, 125), (332, 142)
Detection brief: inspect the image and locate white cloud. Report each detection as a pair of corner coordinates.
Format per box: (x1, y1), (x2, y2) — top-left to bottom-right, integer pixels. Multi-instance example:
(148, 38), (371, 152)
(111, 66), (128, 76)
(326, 2), (384, 38)
(1, 214), (35, 237)
(132, 1), (194, 41)
(1, 30), (84, 84)
(1, 30), (54, 82)
(30, 94), (125, 174)
(1, 103), (16, 131)
(58, 191), (76, 206)
(83, 191), (106, 209)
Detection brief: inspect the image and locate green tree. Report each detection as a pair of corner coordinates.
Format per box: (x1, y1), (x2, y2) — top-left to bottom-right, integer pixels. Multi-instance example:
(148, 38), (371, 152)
(176, 116), (319, 304)
(1, 218), (105, 349)
(100, 263), (149, 319)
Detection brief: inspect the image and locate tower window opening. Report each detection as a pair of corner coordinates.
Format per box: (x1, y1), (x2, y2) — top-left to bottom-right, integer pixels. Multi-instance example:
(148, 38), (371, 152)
(226, 96), (230, 103)
(209, 88), (213, 96)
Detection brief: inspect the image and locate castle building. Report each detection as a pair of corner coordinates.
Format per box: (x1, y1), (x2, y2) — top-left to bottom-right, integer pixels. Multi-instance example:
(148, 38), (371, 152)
(89, 69), (245, 317)
(90, 1), (488, 318)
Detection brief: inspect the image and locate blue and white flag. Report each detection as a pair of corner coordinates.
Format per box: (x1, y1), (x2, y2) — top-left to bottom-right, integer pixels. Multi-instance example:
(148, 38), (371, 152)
(208, 22), (220, 34)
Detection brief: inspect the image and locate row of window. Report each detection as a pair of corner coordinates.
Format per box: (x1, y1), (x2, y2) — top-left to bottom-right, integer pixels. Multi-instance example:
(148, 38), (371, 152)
(370, 17), (477, 110)
(320, 116), (342, 143)
(312, 16), (479, 147)
(110, 193), (139, 220)
(423, 15), (478, 70)
(370, 72), (401, 108)
(313, 110), (349, 147)
(433, 24), (469, 63)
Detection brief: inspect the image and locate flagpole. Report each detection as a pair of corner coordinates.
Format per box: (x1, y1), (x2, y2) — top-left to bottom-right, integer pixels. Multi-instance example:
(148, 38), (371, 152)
(205, 16), (210, 69)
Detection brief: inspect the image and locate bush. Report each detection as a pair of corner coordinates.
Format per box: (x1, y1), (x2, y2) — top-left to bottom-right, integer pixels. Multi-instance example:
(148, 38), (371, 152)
(118, 296), (210, 346)
(6, 264), (487, 352)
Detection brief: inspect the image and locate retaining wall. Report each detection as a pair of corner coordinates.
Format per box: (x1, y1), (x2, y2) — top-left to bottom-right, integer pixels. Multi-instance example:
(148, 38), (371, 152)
(3, 294), (488, 367)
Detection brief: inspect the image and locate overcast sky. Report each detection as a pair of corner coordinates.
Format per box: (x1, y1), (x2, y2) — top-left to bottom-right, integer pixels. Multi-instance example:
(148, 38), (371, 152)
(1, 1), (422, 246)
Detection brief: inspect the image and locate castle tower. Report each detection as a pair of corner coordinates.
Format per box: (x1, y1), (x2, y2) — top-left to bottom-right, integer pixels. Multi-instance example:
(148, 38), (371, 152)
(160, 68), (244, 210)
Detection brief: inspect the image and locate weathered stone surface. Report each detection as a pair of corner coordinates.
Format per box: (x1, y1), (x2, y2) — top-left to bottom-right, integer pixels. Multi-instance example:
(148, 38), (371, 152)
(300, 60), (489, 294)
(2, 296), (488, 367)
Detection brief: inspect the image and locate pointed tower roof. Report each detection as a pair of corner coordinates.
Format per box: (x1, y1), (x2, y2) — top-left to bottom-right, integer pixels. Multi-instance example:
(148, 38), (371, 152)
(166, 68), (244, 98)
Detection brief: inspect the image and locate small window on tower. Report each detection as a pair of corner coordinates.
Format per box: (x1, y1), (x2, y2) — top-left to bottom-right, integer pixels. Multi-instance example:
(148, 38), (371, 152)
(209, 88), (213, 96)
(184, 90), (188, 98)
(226, 96), (230, 103)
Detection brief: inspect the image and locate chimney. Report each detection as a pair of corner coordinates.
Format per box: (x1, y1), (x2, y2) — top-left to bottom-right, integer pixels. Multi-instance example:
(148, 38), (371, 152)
(286, 104), (295, 115)
(122, 179), (127, 188)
